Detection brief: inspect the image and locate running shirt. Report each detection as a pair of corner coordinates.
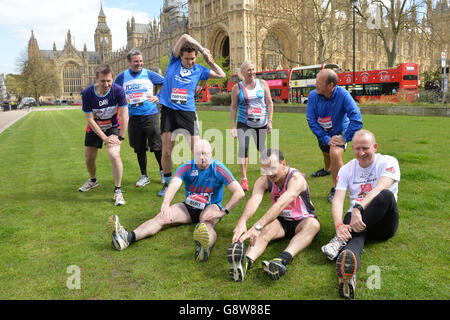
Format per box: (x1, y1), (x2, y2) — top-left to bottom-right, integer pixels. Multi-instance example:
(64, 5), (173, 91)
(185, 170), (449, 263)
(237, 79), (268, 128)
(267, 167), (316, 221)
(336, 153), (400, 212)
(115, 68), (164, 117)
(158, 52), (210, 111)
(174, 158), (236, 208)
(306, 85), (363, 145)
(81, 83), (128, 133)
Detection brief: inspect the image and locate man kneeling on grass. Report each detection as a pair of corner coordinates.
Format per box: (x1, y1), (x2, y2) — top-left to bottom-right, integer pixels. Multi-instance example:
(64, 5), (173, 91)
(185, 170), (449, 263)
(321, 129), (400, 299)
(228, 149), (320, 281)
(108, 139), (245, 262)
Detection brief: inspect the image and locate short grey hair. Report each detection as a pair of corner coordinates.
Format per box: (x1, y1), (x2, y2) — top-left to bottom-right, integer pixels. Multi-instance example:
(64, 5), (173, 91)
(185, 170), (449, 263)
(127, 48), (142, 62)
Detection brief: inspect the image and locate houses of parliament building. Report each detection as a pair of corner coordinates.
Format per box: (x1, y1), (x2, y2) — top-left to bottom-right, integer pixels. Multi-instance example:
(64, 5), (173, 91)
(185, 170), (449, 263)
(27, 0), (449, 100)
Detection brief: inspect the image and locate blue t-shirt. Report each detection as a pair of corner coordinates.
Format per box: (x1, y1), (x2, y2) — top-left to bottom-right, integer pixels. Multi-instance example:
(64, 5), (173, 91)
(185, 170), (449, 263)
(158, 52), (210, 111)
(306, 85), (363, 145)
(174, 158), (236, 208)
(115, 68), (164, 117)
(81, 83), (128, 133)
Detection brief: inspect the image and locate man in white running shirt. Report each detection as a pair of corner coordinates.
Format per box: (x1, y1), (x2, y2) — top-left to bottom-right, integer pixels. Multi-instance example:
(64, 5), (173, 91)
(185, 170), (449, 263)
(321, 129), (400, 299)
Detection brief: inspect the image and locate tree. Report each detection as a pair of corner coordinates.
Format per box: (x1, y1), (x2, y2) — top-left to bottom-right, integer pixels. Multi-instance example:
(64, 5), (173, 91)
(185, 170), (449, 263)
(354, 0), (428, 67)
(257, 0), (352, 65)
(16, 52), (59, 105)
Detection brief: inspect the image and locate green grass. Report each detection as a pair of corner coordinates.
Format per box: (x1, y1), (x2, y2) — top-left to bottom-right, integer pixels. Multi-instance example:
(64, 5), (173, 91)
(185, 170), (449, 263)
(0, 110), (449, 300)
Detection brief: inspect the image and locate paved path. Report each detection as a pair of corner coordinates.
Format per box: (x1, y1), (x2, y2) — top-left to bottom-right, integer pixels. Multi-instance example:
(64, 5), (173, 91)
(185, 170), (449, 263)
(0, 110), (30, 134)
(0, 107), (81, 134)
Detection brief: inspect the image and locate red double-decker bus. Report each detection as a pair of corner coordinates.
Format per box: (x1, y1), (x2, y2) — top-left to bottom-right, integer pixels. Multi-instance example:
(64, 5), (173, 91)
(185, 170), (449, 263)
(227, 69), (291, 103)
(338, 63), (418, 103)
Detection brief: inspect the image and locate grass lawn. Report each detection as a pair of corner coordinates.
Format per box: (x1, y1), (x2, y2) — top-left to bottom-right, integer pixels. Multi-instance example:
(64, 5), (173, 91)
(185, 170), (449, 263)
(0, 109), (448, 300)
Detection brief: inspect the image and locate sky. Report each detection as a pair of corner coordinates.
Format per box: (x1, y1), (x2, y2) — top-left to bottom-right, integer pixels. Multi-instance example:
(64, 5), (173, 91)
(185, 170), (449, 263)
(0, 0), (166, 75)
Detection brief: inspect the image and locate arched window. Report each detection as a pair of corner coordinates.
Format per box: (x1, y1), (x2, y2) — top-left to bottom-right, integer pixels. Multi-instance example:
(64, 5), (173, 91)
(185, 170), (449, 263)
(63, 62), (81, 95)
(264, 33), (281, 70)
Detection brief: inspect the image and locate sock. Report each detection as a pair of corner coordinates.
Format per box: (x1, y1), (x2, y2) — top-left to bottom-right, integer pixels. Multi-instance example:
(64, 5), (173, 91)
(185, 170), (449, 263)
(164, 173), (172, 184)
(277, 251), (293, 266)
(90, 178), (97, 183)
(127, 231), (136, 244)
(137, 151), (147, 176)
(114, 186), (121, 193)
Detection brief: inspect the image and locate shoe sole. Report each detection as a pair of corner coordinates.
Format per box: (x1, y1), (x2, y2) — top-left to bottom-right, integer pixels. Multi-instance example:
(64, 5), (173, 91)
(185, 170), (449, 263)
(193, 223), (210, 262)
(106, 215), (124, 251)
(78, 183), (99, 192)
(227, 242), (245, 282)
(336, 249), (357, 299)
(262, 260), (286, 280)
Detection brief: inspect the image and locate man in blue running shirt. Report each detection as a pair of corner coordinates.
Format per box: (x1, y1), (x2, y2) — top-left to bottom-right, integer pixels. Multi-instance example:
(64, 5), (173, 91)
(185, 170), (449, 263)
(107, 140), (245, 262)
(115, 49), (165, 188)
(157, 34), (226, 197)
(306, 69), (363, 203)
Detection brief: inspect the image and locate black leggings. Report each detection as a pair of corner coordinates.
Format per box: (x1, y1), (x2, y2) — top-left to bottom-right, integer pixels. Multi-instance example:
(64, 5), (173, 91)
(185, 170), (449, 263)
(237, 122), (267, 158)
(343, 189), (399, 271)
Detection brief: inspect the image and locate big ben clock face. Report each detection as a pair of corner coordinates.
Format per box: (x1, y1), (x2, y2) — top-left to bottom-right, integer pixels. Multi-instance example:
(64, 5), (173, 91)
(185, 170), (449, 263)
(103, 37), (109, 43)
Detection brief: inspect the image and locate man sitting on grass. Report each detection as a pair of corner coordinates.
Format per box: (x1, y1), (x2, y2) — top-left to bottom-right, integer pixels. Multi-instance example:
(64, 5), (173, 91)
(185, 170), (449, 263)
(321, 129), (400, 299)
(107, 139), (244, 262)
(228, 148), (320, 281)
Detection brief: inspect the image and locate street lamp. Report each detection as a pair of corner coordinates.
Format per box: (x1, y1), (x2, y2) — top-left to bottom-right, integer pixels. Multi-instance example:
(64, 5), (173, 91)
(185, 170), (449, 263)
(350, 0), (357, 94)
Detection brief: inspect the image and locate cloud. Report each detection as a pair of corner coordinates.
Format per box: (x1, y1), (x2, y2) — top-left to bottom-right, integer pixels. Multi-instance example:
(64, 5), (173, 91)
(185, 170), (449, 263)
(0, 0), (150, 52)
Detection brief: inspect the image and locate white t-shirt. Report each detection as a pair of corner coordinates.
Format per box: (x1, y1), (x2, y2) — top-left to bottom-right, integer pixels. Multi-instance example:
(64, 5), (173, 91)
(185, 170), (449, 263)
(336, 153), (400, 212)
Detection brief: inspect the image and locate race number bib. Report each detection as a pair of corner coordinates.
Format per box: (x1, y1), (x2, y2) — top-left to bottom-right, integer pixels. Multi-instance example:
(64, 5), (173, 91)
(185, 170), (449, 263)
(171, 88), (188, 105)
(185, 194), (207, 210)
(318, 116), (332, 132)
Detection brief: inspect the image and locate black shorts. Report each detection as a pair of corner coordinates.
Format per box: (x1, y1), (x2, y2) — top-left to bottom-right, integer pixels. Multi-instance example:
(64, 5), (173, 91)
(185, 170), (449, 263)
(277, 216), (318, 239)
(84, 127), (120, 149)
(237, 122), (267, 158)
(128, 114), (162, 153)
(318, 139), (347, 154)
(160, 105), (199, 136)
(183, 202), (221, 223)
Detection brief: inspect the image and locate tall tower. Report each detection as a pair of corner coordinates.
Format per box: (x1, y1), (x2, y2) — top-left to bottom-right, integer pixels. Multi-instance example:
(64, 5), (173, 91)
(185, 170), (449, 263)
(94, 2), (112, 61)
(27, 30), (40, 60)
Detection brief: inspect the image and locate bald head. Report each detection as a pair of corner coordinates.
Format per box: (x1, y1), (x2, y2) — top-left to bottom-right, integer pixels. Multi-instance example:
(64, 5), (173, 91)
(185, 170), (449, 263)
(353, 130), (376, 144)
(315, 69), (338, 98)
(193, 139), (213, 170)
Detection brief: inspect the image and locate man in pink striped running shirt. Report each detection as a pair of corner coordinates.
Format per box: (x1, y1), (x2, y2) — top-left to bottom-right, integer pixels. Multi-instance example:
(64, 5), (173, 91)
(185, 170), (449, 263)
(227, 149), (320, 281)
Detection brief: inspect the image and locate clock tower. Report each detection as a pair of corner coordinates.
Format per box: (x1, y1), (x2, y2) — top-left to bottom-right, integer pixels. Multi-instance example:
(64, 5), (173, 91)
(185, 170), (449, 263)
(94, 2), (112, 61)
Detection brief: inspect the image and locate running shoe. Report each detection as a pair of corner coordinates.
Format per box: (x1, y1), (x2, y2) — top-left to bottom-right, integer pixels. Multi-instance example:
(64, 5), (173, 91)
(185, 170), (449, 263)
(336, 249), (358, 299)
(158, 182), (169, 197)
(262, 258), (287, 280)
(328, 187), (336, 203)
(227, 242), (247, 282)
(136, 175), (150, 187)
(107, 214), (130, 251)
(240, 178), (248, 191)
(321, 236), (347, 260)
(311, 168), (331, 177)
(193, 222), (211, 262)
(78, 179), (99, 192)
(114, 190), (126, 206)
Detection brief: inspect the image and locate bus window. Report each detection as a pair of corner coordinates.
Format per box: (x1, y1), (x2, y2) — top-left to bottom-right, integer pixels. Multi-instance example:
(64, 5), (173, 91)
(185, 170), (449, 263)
(303, 68), (319, 79)
(291, 69), (302, 80)
(279, 71), (288, 79)
(403, 75), (417, 80)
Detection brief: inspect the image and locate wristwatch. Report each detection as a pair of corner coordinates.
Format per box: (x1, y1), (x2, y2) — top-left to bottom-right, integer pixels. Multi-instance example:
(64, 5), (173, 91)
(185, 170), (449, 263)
(253, 223), (263, 231)
(118, 136), (125, 141)
(353, 202), (364, 213)
(222, 207), (230, 215)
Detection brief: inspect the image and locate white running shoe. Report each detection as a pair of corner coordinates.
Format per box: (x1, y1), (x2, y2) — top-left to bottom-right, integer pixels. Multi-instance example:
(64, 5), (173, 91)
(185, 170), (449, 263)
(321, 236), (347, 260)
(136, 175), (150, 187)
(114, 190), (126, 206)
(107, 214), (130, 251)
(78, 179), (99, 192)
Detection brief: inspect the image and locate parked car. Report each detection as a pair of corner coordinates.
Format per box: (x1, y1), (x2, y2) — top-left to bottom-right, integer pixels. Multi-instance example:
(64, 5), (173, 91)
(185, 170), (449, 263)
(71, 100), (82, 106)
(18, 97), (36, 109)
